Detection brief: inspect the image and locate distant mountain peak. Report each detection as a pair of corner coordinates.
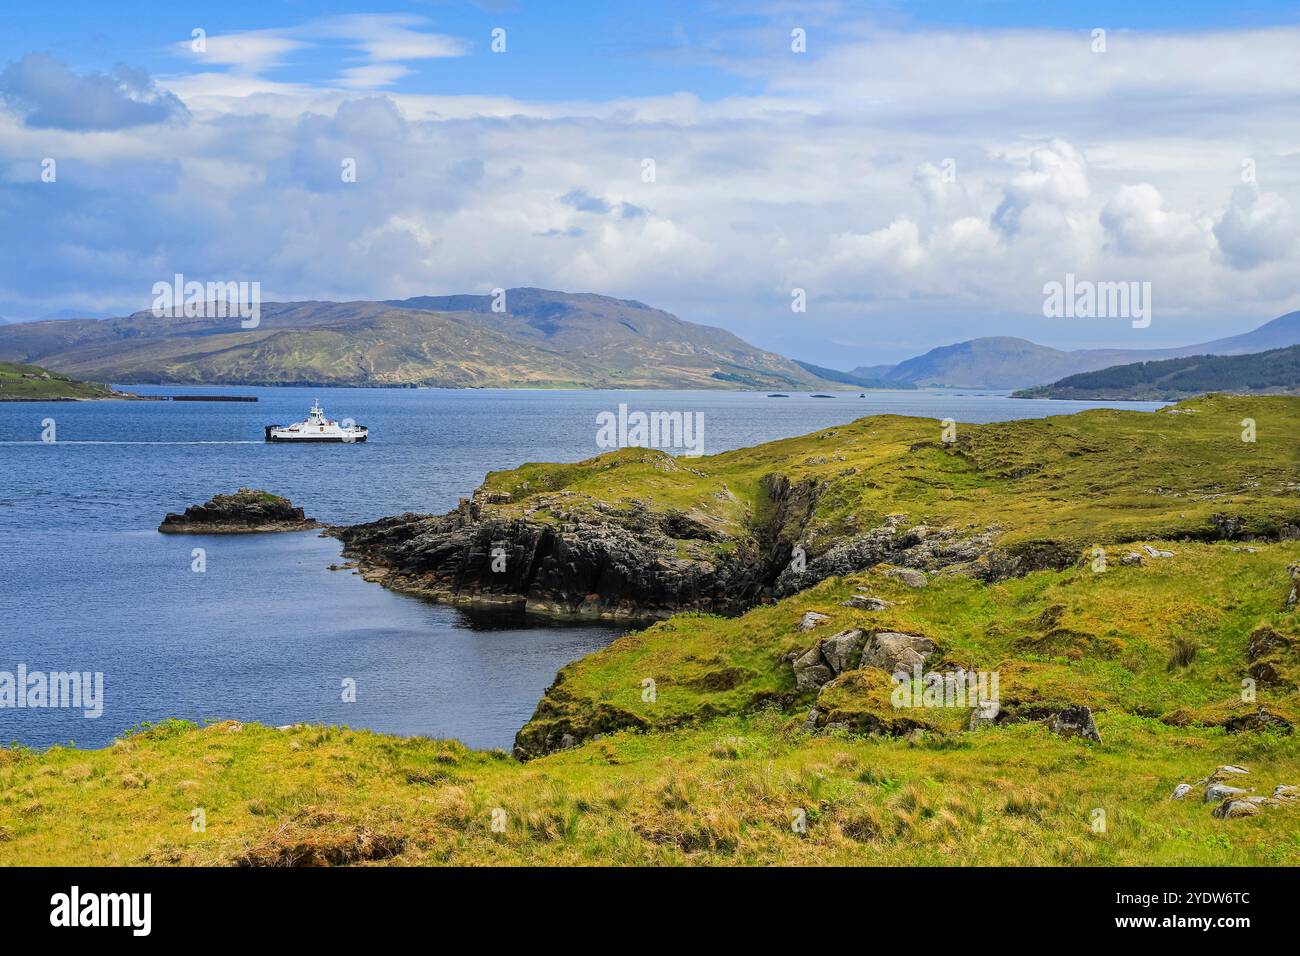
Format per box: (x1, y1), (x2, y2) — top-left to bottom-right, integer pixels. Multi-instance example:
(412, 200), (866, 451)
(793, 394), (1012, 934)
(850, 313), (1300, 389)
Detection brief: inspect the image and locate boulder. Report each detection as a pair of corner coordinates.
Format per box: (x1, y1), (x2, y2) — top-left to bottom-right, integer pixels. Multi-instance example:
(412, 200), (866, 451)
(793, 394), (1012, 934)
(841, 595), (889, 611)
(1273, 784), (1298, 802)
(1213, 799), (1260, 819)
(819, 629), (867, 674)
(1143, 545), (1175, 559)
(792, 646), (835, 692)
(860, 632), (935, 674)
(1205, 783), (1250, 804)
(1170, 783), (1193, 800)
(1044, 704), (1102, 742)
(884, 567), (928, 588)
(1121, 552), (1143, 566)
(798, 611), (831, 632)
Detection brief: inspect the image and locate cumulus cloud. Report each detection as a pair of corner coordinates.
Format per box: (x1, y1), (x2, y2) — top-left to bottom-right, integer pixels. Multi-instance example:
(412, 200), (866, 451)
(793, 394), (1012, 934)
(3, 15), (1300, 360)
(1101, 184), (1208, 257)
(0, 54), (187, 130)
(992, 140), (1089, 237)
(1214, 184), (1296, 270)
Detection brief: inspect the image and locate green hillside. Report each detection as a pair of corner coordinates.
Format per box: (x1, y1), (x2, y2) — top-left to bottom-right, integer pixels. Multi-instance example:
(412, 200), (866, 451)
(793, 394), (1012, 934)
(0, 290), (838, 390)
(3, 395), (1298, 865)
(0, 361), (121, 401)
(1015, 345), (1300, 400)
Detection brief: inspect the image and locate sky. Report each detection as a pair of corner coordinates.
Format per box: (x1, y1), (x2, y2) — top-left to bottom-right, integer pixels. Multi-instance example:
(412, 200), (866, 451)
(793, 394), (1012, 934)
(1, 1), (1298, 366)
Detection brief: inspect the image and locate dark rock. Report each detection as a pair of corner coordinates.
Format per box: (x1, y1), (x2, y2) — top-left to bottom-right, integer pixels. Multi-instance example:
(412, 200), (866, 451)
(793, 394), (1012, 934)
(159, 488), (319, 533)
(330, 501), (770, 620)
(1224, 707), (1294, 734)
(1044, 704), (1102, 742)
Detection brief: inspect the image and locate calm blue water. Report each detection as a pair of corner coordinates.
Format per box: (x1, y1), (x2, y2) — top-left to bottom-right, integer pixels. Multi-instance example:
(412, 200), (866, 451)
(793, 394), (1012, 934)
(0, 387), (1164, 750)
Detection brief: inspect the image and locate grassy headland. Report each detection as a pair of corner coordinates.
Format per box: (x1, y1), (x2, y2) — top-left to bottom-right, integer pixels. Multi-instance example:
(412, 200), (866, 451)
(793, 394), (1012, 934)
(2, 394), (1298, 865)
(0, 361), (123, 401)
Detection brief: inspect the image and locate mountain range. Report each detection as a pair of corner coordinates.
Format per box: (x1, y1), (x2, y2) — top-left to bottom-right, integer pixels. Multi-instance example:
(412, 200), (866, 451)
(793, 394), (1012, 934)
(4, 290), (1298, 393)
(0, 289), (836, 390)
(851, 312), (1300, 389)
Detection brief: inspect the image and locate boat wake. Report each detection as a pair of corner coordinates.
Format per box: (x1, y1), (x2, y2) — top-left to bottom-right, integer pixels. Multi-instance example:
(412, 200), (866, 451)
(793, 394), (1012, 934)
(0, 440), (263, 445)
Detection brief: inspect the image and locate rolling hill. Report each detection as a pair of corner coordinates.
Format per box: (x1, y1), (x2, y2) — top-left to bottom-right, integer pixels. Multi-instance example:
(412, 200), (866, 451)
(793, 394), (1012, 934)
(1013, 344), (1300, 400)
(0, 290), (837, 390)
(0, 361), (124, 401)
(851, 311), (1300, 389)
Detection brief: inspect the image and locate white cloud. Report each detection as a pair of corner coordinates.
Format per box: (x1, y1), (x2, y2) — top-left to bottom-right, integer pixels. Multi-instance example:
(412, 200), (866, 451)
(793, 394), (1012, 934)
(178, 31), (307, 73)
(1214, 184), (1296, 270)
(4, 17), (1300, 360)
(1101, 184), (1208, 257)
(336, 65), (414, 90)
(317, 14), (469, 62)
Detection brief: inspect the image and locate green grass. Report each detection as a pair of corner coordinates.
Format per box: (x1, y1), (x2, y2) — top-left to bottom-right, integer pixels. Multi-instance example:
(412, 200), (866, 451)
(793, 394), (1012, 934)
(474, 394), (1300, 562)
(2, 713), (1297, 865)
(0, 361), (120, 401)
(516, 540), (1300, 752)
(3, 395), (1298, 865)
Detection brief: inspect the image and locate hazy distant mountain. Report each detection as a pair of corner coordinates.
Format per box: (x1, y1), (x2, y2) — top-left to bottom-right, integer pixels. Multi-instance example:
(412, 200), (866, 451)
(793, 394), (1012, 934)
(1014, 345), (1300, 400)
(0, 289), (838, 390)
(790, 359), (913, 390)
(852, 312), (1300, 389)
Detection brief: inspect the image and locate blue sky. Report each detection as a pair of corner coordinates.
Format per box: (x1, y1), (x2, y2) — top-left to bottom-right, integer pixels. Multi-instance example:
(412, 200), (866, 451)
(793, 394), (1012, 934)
(2, 2), (1299, 364)
(4, 1), (1296, 100)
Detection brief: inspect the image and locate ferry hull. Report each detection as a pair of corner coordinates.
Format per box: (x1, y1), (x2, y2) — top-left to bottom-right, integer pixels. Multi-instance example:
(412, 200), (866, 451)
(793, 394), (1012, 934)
(264, 426), (367, 443)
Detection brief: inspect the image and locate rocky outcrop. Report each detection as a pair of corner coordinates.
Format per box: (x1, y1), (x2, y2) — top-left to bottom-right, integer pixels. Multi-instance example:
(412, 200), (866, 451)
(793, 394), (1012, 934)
(773, 515), (997, 597)
(1173, 765), (1298, 820)
(158, 489), (320, 533)
(1247, 624), (1297, 689)
(790, 629), (935, 694)
(330, 495), (770, 620)
(860, 632), (936, 674)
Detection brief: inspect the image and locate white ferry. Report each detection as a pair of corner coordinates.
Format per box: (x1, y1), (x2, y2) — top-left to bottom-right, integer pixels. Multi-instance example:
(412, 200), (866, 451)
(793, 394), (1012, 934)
(264, 400), (368, 443)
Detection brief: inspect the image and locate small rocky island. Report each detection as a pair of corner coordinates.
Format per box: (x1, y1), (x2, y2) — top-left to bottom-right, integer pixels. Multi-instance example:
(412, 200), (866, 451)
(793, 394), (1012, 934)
(159, 489), (321, 534)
